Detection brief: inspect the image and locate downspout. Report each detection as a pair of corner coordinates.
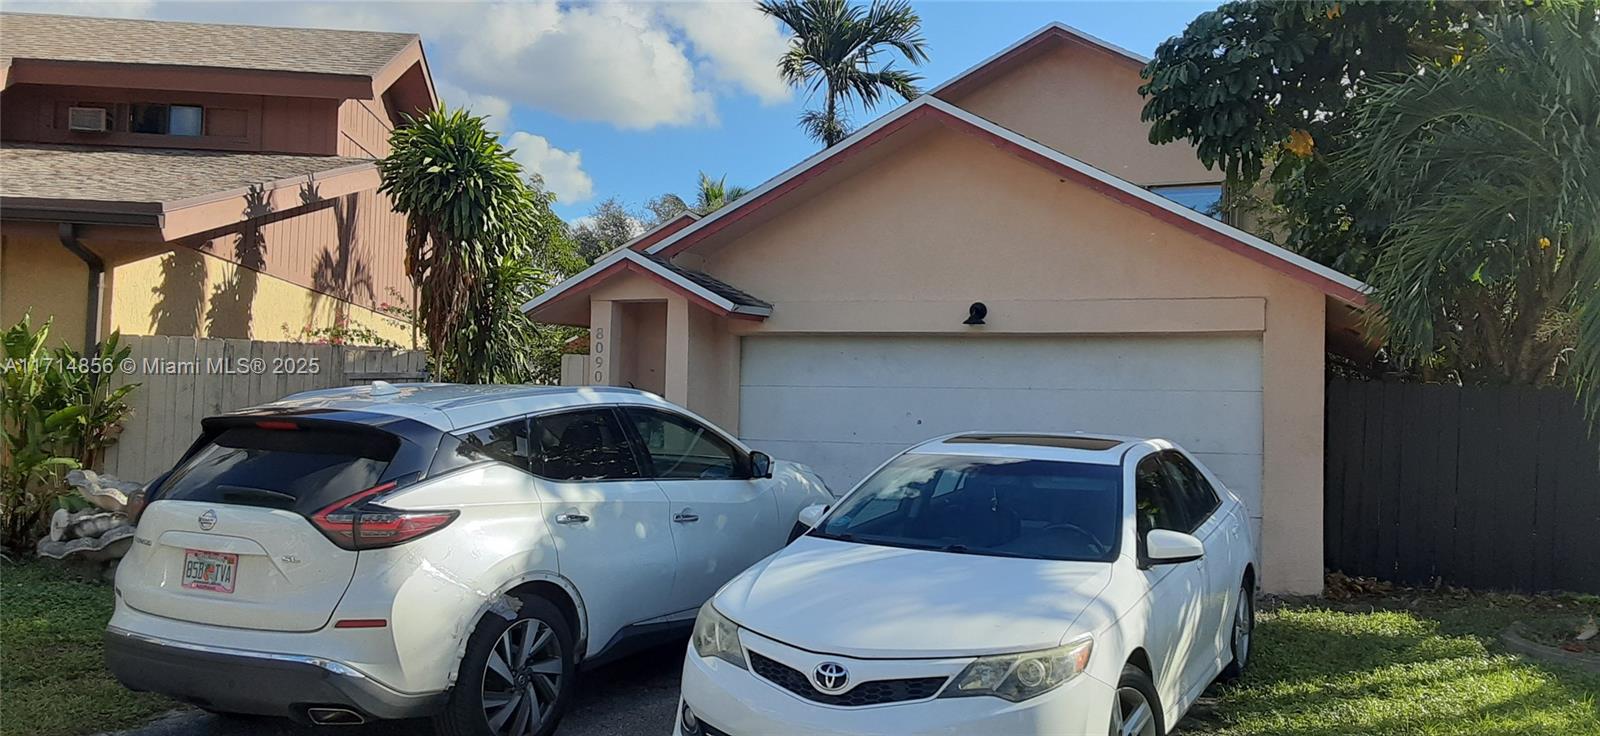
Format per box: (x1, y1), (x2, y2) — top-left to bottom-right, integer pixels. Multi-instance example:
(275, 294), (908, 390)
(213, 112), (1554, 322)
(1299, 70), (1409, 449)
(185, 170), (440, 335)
(56, 223), (105, 354)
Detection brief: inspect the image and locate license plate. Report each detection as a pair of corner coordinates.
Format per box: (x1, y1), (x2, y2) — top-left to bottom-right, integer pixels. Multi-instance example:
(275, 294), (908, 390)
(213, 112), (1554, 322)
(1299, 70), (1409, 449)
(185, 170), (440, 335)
(181, 549), (238, 593)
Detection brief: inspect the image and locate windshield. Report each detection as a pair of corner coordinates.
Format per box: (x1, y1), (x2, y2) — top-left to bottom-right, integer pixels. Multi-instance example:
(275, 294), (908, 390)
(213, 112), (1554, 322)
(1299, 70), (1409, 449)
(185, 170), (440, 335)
(811, 453), (1121, 562)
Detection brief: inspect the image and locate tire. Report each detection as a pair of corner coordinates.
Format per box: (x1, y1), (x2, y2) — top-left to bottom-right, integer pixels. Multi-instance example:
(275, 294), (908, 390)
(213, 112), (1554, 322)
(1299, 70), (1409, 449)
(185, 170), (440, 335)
(1219, 579), (1255, 681)
(433, 595), (577, 736)
(1110, 665), (1164, 736)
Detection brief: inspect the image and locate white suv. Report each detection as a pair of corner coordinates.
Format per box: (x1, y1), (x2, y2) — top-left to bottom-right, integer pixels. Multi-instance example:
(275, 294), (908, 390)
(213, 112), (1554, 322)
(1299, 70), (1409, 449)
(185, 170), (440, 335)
(105, 383), (832, 736)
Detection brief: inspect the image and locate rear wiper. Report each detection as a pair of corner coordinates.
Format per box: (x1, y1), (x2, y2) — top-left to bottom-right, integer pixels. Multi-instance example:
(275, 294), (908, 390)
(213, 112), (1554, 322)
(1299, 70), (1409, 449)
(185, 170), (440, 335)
(941, 543), (970, 553)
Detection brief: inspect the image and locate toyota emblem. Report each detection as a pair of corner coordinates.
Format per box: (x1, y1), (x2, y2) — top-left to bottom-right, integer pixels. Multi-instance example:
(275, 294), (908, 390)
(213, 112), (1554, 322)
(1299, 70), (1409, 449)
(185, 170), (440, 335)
(198, 509), (217, 531)
(812, 662), (850, 694)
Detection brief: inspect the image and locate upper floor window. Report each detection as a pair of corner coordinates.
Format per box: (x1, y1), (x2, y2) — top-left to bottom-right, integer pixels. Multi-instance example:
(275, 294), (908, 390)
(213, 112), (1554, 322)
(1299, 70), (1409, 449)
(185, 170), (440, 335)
(129, 103), (204, 136)
(1151, 184), (1223, 221)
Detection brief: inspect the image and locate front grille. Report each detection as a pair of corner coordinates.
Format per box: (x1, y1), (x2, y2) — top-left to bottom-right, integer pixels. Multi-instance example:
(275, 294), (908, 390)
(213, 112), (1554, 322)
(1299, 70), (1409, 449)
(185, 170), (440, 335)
(747, 651), (946, 707)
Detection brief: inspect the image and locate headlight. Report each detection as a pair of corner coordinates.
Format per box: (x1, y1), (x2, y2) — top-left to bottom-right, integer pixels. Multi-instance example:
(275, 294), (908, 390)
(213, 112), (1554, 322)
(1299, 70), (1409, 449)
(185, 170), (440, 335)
(692, 601), (746, 669)
(940, 637), (1093, 702)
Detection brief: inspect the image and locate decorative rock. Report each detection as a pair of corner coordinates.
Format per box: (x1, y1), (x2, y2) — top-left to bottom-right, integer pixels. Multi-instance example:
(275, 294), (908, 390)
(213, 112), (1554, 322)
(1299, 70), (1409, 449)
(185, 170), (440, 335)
(66, 469), (132, 512)
(49, 508), (126, 541)
(36, 524), (135, 562)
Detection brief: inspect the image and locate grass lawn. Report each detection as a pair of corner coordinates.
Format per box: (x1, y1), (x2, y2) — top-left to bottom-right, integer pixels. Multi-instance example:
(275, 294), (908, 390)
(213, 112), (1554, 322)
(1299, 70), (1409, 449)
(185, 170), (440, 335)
(1, 560), (175, 736)
(2, 558), (1597, 736)
(1178, 591), (1600, 736)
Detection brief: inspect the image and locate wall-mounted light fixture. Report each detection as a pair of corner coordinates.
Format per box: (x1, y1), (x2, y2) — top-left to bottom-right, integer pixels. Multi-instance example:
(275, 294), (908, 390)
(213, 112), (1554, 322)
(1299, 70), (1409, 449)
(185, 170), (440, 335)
(963, 302), (988, 325)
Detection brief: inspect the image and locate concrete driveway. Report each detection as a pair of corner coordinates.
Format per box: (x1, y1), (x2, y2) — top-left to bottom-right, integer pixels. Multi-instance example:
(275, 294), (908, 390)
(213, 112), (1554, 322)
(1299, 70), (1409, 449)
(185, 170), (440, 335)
(99, 641), (685, 736)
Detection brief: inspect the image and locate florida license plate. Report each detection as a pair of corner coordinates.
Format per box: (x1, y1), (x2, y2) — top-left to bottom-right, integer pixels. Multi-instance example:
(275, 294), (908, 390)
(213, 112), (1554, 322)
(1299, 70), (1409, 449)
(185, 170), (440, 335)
(181, 549), (238, 593)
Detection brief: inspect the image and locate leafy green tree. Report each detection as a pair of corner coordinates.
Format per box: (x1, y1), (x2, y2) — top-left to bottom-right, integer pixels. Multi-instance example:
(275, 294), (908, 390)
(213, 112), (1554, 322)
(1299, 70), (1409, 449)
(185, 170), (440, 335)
(758, 0), (930, 147)
(1139, 1), (1509, 275)
(572, 197), (641, 264)
(380, 107), (539, 381)
(1335, 8), (1599, 399)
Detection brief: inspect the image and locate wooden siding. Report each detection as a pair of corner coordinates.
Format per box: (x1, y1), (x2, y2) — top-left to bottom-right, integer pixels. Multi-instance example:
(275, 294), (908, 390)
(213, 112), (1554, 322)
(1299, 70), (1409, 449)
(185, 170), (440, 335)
(180, 186), (410, 315)
(101, 335), (427, 483)
(0, 83), (340, 155)
(338, 97), (394, 158)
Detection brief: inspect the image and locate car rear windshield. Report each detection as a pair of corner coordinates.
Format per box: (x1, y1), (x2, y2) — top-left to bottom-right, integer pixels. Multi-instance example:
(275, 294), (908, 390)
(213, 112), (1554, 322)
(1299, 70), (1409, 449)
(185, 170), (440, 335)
(157, 425), (399, 513)
(811, 453), (1121, 562)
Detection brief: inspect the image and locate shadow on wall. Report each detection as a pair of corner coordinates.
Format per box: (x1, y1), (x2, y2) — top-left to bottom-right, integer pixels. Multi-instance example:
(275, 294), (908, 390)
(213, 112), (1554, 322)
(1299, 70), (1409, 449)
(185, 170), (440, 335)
(204, 185), (272, 338)
(147, 248), (205, 336)
(307, 190), (373, 329)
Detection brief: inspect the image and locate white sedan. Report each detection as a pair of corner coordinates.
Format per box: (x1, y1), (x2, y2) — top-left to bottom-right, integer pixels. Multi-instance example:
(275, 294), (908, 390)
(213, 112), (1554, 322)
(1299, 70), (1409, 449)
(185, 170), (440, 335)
(676, 432), (1257, 736)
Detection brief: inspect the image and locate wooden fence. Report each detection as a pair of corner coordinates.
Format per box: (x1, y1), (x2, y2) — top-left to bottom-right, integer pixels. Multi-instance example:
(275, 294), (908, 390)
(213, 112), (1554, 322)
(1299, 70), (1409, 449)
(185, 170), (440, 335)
(101, 336), (427, 484)
(1324, 379), (1600, 594)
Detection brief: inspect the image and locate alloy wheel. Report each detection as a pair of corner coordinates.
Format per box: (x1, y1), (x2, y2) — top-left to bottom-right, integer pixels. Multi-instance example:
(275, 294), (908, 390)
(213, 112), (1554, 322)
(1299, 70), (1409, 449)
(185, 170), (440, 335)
(1233, 589), (1253, 670)
(480, 618), (563, 736)
(1110, 685), (1158, 736)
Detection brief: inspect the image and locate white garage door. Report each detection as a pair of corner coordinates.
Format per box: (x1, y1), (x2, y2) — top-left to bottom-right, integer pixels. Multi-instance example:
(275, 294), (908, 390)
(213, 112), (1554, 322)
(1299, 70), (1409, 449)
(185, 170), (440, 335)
(739, 334), (1264, 523)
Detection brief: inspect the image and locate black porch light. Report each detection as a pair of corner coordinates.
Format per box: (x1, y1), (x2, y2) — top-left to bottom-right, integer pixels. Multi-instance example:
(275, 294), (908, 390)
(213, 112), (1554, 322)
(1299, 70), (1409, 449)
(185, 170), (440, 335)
(963, 302), (988, 325)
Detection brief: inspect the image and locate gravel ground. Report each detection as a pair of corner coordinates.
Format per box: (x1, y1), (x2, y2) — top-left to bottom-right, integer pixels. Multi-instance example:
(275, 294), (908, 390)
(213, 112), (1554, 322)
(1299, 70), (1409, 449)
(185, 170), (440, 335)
(96, 642), (685, 736)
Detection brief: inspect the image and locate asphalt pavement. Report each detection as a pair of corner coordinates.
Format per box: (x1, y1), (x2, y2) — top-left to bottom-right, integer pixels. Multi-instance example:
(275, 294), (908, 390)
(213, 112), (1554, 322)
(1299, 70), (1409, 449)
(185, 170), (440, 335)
(97, 641), (685, 736)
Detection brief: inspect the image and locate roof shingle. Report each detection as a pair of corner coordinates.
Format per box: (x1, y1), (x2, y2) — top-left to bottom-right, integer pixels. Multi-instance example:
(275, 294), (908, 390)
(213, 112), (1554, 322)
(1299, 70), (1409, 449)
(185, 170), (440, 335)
(0, 13), (416, 77)
(647, 255), (773, 309)
(0, 144), (373, 206)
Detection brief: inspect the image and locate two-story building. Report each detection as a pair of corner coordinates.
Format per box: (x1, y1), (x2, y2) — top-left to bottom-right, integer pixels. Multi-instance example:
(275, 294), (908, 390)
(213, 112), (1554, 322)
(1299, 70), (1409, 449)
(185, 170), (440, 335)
(524, 24), (1371, 594)
(0, 13), (435, 351)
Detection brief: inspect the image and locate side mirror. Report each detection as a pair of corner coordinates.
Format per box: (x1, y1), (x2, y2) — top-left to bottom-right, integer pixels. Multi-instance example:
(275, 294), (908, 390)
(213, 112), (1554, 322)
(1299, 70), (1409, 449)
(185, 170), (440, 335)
(749, 451), (774, 479)
(797, 503), (830, 529)
(1145, 529), (1204, 565)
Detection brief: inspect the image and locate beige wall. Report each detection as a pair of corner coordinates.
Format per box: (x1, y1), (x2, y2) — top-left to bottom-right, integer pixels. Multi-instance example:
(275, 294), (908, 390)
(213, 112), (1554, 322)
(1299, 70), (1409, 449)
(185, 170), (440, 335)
(687, 126), (1325, 593)
(0, 232), (91, 349)
(106, 247), (410, 345)
(940, 41), (1217, 187)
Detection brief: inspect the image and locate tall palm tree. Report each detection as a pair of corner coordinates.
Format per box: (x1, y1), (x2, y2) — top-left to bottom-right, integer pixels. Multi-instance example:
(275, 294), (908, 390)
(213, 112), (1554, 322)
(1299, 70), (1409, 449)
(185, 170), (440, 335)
(757, 0), (929, 147)
(694, 172), (750, 214)
(1336, 8), (1599, 409)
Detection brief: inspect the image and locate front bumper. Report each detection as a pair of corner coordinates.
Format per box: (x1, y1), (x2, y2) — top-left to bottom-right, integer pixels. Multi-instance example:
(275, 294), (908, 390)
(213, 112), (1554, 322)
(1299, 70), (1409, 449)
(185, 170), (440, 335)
(104, 626), (446, 722)
(675, 643), (1116, 736)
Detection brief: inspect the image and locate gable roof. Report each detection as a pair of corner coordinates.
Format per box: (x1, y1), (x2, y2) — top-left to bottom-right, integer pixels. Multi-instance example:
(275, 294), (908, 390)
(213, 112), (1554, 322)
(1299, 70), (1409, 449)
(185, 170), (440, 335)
(627, 212), (701, 252)
(0, 13), (417, 78)
(521, 249), (772, 323)
(930, 22), (1150, 100)
(638, 95), (1367, 306)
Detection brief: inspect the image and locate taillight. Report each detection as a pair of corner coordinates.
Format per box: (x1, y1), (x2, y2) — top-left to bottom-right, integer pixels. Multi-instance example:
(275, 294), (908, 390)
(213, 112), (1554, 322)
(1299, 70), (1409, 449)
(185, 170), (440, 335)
(310, 482), (458, 550)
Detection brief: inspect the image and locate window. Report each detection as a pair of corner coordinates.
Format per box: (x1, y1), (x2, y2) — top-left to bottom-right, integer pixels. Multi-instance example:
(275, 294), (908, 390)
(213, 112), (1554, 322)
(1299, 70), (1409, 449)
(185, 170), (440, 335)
(170, 105), (204, 136)
(623, 407), (744, 480)
(454, 419), (532, 470)
(529, 410), (640, 481)
(1134, 454), (1190, 536)
(158, 426), (397, 513)
(1151, 184), (1223, 221)
(128, 103), (204, 136)
(1160, 452), (1221, 527)
(813, 454), (1122, 562)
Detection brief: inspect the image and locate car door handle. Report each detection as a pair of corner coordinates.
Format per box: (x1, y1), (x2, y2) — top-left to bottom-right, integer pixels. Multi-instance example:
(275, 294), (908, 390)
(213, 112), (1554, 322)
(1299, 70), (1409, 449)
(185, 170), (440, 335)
(673, 511), (700, 524)
(554, 513), (590, 525)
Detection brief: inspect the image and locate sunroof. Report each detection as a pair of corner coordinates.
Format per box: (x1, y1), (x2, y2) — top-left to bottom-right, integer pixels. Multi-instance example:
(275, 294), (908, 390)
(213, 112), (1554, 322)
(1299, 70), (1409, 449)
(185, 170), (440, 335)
(947, 434), (1124, 451)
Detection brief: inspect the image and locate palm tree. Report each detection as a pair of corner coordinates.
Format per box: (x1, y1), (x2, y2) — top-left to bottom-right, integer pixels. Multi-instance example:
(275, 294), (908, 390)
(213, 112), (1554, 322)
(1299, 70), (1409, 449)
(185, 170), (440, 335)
(378, 106), (540, 381)
(694, 172), (750, 214)
(757, 0), (929, 147)
(1335, 8), (1599, 409)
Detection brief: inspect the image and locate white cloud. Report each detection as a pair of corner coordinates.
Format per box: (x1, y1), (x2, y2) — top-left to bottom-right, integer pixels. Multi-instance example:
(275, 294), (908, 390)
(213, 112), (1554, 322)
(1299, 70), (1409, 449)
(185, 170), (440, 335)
(13, 1), (795, 130)
(434, 79), (513, 132)
(506, 132), (594, 204)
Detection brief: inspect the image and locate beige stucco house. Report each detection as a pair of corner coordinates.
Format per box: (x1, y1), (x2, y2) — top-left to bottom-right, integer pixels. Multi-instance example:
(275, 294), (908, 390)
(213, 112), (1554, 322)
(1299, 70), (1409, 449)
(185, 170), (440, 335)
(524, 24), (1368, 595)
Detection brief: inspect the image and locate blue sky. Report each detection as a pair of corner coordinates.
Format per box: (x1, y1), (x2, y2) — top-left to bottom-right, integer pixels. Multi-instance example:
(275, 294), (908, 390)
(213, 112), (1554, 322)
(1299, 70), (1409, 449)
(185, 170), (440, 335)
(10, 1), (1216, 222)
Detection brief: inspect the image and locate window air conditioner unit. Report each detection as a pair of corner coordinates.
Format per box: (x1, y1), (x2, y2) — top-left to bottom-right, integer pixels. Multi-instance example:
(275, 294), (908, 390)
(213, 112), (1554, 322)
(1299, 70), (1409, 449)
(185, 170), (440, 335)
(67, 107), (109, 133)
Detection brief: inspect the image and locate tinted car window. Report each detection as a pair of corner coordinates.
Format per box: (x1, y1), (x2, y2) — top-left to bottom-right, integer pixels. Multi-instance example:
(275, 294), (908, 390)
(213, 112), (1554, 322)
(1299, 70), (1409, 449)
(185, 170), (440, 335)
(1135, 454), (1189, 535)
(457, 419), (532, 469)
(159, 426), (397, 512)
(812, 454), (1121, 562)
(530, 410), (640, 481)
(623, 408), (745, 480)
(1161, 452), (1221, 528)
